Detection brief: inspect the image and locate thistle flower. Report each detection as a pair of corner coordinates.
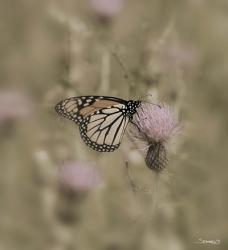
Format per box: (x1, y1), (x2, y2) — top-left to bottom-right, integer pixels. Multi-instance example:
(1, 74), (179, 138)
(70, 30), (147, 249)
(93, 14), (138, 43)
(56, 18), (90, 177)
(57, 161), (103, 224)
(160, 39), (198, 71)
(0, 89), (31, 124)
(58, 161), (103, 193)
(145, 142), (167, 172)
(129, 103), (181, 172)
(90, 0), (125, 19)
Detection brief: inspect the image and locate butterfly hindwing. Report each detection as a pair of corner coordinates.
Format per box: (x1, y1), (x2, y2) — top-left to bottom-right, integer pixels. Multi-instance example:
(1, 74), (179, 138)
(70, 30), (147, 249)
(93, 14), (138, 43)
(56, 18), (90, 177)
(79, 104), (130, 152)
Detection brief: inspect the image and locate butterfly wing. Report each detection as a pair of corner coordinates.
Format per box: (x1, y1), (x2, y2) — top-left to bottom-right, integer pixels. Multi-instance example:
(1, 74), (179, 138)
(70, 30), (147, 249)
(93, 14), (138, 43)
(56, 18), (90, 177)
(55, 96), (97, 124)
(79, 104), (130, 152)
(55, 96), (127, 124)
(55, 96), (139, 152)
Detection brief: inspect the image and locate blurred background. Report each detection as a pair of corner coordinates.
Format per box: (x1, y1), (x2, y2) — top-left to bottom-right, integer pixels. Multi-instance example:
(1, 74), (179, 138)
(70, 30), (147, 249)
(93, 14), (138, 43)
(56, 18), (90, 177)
(1, 0), (228, 249)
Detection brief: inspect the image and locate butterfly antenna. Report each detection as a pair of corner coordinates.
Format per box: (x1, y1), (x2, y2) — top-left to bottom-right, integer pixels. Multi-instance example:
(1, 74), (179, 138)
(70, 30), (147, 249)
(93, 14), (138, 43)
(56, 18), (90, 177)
(138, 93), (153, 100)
(138, 93), (161, 108)
(142, 100), (161, 108)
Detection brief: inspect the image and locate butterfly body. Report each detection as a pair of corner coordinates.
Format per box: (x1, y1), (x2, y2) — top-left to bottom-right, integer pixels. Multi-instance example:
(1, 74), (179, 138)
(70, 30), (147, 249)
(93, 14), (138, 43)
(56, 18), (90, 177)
(55, 96), (141, 152)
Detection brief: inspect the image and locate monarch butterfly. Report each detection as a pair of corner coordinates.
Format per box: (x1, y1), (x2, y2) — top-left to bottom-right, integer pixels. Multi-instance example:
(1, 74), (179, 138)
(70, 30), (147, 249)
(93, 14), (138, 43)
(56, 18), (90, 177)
(55, 96), (141, 152)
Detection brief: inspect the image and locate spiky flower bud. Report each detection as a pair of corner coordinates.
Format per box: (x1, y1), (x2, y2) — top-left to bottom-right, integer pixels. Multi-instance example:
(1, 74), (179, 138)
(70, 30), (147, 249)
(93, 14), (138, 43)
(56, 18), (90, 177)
(129, 103), (181, 171)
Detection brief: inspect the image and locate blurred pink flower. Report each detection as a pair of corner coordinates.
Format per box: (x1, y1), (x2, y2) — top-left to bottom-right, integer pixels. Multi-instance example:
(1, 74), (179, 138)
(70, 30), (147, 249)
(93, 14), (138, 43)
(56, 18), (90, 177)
(58, 161), (103, 192)
(90, 0), (125, 18)
(129, 103), (181, 171)
(159, 39), (198, 71)
(0, 89), (31, 124)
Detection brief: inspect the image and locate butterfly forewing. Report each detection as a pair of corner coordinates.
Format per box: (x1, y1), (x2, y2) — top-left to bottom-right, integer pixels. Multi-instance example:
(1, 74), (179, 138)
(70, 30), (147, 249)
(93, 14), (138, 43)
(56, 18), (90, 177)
(55, 96), (127, 123)
(55, 96), (95, 124)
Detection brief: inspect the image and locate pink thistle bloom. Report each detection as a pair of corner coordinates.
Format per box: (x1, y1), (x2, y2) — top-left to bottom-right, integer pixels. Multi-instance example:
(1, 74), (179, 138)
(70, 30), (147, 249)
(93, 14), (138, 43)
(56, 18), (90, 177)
(133, 103), (181, 143)
(160, 39), (198, 71)
(58, 161), (103, 193)
(0, 89), (31, 124)
(129, 103), (181, 171)
(90, 0), (125, 19)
